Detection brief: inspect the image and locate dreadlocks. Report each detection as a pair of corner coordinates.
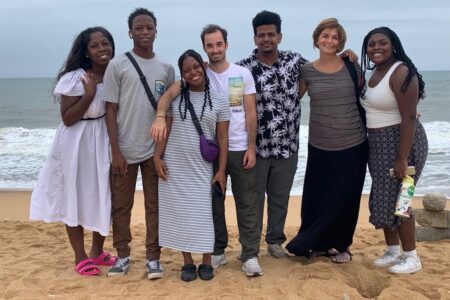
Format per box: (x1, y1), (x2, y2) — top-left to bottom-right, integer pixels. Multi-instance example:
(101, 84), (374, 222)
(177, 49), (213, 120)
(361, 27), (425, 100)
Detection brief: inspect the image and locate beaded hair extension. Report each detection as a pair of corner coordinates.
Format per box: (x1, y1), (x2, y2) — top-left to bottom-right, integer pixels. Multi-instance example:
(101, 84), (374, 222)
(177, 49), (213, 120)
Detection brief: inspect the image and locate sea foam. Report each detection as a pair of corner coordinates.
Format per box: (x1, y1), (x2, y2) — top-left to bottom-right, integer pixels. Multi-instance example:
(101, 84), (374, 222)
(0, 122), (449, 196)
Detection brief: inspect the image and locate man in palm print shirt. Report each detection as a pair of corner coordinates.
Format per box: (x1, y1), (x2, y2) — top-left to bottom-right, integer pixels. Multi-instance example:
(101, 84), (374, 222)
(238, 10), (307, 258)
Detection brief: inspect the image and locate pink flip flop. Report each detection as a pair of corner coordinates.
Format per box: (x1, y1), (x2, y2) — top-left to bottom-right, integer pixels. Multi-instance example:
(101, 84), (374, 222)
(75, 258), (101, 276)
(93, 251), (117, 266)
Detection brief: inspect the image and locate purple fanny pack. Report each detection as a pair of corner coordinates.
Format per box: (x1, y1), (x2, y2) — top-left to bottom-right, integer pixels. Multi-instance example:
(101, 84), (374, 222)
(199, 134), (219, 163)
(187, 100), (219, 163)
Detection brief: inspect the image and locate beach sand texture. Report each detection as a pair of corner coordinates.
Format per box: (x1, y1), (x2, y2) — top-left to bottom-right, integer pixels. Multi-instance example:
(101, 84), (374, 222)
(0, 191), (449, 300)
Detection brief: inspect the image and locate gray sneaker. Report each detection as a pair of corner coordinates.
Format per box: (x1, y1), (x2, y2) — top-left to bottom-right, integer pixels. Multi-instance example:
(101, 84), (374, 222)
(267, 243), (289, 258)
(107, 256), (131, 276)
(146, 259), (164, 279)
(242, 257), (263, 277)
(211, 253), (228, 268)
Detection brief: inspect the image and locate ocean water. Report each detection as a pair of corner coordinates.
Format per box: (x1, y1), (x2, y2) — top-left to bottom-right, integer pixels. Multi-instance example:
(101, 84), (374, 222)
(1, 71), (449, 196)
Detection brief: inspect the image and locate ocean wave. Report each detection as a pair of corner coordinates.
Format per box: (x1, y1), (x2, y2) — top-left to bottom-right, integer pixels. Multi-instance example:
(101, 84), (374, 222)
(1, 123), (449, 197)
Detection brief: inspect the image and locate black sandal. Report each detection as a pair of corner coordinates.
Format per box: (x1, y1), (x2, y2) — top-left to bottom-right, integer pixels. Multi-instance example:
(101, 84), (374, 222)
(180, 264), (197, 282)
(197, 264), (214, 280)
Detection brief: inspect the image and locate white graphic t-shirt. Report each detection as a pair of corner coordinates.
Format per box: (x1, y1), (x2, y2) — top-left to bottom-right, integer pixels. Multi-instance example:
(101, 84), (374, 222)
(207, 63), (256, 151)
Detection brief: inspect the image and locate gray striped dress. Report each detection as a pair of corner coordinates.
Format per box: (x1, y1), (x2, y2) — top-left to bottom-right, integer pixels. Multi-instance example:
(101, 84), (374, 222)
(159, 91), (230, 253)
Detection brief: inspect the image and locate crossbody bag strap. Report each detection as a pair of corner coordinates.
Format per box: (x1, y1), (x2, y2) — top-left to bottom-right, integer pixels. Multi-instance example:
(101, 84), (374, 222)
(125, 52), (158, 110)
(343, 57), (367, 127)
(187, 100), (204, 136)
(343, 57), (360, 99)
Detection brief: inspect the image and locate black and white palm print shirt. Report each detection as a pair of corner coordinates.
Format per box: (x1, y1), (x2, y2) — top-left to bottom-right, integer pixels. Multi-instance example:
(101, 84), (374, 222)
(237, 50), (307, 159)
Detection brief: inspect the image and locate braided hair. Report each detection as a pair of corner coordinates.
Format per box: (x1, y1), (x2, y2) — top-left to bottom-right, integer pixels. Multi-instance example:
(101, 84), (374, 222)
(360, 27), (425, 100)
(177, 49), (213, 120)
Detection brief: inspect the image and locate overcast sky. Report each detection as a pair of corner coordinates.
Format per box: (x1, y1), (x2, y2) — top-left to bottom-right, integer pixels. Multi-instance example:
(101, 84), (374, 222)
(1, 0), (449, 78)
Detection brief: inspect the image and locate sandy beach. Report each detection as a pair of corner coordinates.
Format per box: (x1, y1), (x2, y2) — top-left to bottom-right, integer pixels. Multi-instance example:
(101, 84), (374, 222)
(0, 191), (449, 300)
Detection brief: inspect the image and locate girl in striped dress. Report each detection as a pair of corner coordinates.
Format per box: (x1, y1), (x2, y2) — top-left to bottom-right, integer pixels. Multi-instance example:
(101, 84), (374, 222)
(154, 50), (230, 282)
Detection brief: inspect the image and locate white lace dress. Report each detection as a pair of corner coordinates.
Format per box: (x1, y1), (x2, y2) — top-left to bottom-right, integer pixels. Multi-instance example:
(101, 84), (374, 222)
(30, 69), (111, 236)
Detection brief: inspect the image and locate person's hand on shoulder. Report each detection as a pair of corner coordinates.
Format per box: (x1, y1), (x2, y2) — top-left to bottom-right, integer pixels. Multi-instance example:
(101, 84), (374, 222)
(340, 49), (358, 63)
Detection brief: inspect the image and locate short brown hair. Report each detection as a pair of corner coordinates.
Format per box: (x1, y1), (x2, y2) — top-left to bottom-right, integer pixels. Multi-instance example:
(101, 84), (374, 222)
(200, 24), (228, 46)
(312, 18), (346, 53)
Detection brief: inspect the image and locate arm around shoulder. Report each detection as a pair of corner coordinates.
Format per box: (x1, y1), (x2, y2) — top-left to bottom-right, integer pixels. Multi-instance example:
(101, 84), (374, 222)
(150, 80), (182, 142)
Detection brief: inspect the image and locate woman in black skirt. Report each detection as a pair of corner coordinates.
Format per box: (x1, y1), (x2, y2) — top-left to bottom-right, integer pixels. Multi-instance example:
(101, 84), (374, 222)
(286, 18), (368, 263)
(360, 27), (427, 274)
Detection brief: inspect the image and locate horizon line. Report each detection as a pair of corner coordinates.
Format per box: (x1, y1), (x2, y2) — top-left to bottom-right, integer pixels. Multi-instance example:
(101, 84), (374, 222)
(2, 69), (450, 80)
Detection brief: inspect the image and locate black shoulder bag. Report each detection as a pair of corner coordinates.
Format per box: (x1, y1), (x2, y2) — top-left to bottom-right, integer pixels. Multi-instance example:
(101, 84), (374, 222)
(186, 101), (219, 163)
(343, 57), (367, 128)
(125, 52), (158, 110)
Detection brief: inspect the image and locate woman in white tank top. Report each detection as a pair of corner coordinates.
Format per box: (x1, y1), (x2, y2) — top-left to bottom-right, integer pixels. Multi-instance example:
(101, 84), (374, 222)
(360, 27), (428, 275)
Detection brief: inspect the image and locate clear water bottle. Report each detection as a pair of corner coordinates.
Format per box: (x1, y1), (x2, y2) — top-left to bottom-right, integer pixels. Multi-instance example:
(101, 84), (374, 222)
(394, 175), (415, 218)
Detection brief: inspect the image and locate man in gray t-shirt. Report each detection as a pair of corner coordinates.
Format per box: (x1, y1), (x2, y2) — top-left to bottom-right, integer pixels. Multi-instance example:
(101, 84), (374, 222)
(104, 8), (175, 279)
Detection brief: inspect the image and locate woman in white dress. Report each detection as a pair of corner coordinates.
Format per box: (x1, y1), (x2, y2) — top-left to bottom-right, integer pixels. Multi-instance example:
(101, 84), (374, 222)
(30, 27), (117, 276)
(154, 50), (230, 282)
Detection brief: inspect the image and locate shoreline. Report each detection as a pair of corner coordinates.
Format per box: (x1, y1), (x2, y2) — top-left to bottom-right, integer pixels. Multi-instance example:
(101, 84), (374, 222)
(0, 190), (428, 228)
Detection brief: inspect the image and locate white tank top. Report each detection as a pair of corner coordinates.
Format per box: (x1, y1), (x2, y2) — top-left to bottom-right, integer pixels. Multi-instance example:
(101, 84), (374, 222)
(361, 61), (403, 128)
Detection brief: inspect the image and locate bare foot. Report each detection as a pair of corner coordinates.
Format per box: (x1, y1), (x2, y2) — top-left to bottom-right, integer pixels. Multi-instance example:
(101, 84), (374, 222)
(331, 251), (353, 264)
(328, 248), (339, 256)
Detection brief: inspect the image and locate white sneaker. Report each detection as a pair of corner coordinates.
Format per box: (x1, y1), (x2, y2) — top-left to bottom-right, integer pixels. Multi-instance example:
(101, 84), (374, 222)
(267, 244), (289, 258)
(211, 253), (228, 268)
(242, 257), (263, 277)
(373, 250), (401, 267)
(388, 255), (422, 274)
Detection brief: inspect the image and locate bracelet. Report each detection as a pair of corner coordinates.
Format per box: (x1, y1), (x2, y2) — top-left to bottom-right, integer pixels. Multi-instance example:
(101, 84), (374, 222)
(156, 115), (165, 118)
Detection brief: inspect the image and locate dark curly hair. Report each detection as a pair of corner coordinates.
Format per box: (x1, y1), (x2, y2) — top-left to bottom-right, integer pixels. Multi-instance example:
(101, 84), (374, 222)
(128, 8), (157, 30)
(200, 24), (228, 46)
(252, 10), (281, 35)
(361, 27), (425, 100)
(177, 49), (212, 120)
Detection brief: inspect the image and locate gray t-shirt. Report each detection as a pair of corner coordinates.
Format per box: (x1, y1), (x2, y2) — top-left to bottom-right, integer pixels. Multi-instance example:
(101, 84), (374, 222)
(103, 51), (175, 163)
(302, 61), (366, 151)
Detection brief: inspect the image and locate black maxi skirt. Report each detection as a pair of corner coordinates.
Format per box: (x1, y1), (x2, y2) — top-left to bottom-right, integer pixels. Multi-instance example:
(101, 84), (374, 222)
(286, 140), (368, 257)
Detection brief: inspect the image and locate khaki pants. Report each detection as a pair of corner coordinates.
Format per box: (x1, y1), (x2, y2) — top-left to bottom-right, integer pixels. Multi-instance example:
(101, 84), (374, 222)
(212, 151), (260, 262)
(110, 157), (160, 260)
(256, 153), (298, 245)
